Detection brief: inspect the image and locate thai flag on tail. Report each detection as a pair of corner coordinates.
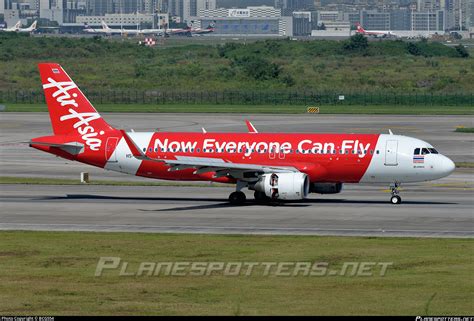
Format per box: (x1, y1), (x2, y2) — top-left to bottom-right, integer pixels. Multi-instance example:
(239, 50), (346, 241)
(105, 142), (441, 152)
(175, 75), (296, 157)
(413, 155), (425, 163)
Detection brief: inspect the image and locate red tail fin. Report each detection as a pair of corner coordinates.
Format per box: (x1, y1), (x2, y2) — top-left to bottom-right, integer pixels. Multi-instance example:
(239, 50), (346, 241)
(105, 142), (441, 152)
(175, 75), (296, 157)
(38, 63), (113, 150)
(355, 23), (365, 33)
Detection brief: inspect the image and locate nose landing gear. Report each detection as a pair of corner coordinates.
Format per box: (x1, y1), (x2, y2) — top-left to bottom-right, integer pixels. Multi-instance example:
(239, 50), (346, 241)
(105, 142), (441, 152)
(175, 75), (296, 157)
(390, 182), (401, 204)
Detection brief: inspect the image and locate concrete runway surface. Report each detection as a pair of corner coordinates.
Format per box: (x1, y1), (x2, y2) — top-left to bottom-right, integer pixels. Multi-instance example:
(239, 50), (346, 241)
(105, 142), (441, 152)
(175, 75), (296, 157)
(1, 113), (473, 237)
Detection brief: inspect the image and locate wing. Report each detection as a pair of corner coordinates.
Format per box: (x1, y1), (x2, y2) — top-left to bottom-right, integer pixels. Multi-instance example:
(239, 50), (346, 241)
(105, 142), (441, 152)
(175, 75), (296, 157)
(121, 130), (298, 179)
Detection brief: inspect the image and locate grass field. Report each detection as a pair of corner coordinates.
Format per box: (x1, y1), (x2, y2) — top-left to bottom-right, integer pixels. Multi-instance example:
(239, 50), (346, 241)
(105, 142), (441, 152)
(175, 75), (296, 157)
(0, 231), (472, 315)
(3, 103), (474, 114)
(1, 34), (473, 93)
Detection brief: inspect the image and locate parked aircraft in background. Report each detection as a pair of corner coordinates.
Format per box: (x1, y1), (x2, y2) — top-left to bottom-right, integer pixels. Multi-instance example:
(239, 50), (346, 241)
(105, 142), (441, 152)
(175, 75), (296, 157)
(355, 23), (398, 38)
(0, 21), (21, 32)
(185, 22), (216, 36)
(31, 63), (455, 205)
(83, 20), (188, 36)
(1, 20), (37, 33)
(83, 22), (110, 35)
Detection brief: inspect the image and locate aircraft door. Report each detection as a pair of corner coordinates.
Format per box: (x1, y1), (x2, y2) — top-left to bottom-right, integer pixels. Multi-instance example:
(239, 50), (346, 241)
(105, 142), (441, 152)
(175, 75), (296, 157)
(384, 140), (398, 166)
(106, 137), (119, 162)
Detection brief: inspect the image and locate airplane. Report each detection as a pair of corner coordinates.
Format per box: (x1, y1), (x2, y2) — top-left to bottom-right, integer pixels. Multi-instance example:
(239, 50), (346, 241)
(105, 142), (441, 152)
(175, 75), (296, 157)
(19, 20), (37, 33)
(355, 23), (398, 38)
(0, 21), (21, 32)
(84, 21), (142, 36)
(84, 20), (172, 37)
(186, 22), (216, 36)
(30, 63), (455, 205)
(1, 20), (37, 33)
(83, 22), (110, 35)
(140, 27), (166, 36)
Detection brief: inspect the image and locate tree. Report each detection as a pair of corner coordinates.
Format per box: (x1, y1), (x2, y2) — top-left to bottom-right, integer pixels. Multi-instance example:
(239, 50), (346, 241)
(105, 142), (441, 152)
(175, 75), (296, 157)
(455, 44), (469, 58)
(343, 34), (368, 51)
(407, 42), (421, 56)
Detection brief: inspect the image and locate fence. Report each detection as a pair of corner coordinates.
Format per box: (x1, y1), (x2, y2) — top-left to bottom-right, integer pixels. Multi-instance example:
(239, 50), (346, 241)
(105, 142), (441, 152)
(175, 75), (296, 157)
(0, 90), (473, 106)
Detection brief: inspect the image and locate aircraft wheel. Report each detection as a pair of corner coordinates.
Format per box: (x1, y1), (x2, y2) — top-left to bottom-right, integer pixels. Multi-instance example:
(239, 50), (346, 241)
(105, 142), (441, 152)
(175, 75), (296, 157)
(229, 191), (246, 205)
(390, 195), (401, 205)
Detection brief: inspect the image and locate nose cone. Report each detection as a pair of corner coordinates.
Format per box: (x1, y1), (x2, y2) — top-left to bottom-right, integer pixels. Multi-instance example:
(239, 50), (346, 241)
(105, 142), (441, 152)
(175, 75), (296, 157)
(438, 155), (455, 177)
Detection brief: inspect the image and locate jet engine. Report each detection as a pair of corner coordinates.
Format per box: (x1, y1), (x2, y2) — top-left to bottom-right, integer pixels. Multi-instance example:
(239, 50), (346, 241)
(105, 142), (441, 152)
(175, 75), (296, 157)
(310, 182), (343, 194)
(252, 172), (309, 200)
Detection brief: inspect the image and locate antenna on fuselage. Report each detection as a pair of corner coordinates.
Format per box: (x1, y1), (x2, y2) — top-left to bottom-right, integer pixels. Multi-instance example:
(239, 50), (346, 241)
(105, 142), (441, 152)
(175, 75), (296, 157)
(388, 129), (394, 135)
(202, 128), (207, 133)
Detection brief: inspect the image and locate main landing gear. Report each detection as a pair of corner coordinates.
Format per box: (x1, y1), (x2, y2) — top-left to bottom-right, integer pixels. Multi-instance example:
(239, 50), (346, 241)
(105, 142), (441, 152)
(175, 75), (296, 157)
(390, 182), (402, 205)
(229, 191), (246, 205)
(228, 181), (247, 205)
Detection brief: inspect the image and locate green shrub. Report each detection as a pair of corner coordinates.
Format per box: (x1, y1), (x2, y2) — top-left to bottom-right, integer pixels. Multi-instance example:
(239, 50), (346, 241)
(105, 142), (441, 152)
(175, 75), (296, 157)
(455, 44), (469, 58)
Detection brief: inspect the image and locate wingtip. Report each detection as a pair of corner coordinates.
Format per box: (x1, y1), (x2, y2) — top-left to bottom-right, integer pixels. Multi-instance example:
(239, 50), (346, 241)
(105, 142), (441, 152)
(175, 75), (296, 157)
(245, 120), (258, 133)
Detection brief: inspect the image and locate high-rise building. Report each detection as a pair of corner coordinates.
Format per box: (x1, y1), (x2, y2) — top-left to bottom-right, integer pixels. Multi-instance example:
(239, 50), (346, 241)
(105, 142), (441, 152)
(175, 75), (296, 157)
(411, 10), (445, 30)
(275, 0), (314, 16)
(390, 9), (411, 30)
(445, 0), (468, 30)
(86, 0), (113, 16)
(417, 0), (442, 11)
(292, 10), (315, 35)
(183, 0), (215, 23)
(362, 9), (390, 30)
(40, 0), (65, 24)
(468, 0), (474, 27)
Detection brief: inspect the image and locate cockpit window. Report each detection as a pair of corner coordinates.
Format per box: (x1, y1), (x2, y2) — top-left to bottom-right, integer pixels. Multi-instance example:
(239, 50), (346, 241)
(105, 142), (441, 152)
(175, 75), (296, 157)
(421, 148), (430, 155)
(414, 148), (420, 155)
(428, 148), (438, 154)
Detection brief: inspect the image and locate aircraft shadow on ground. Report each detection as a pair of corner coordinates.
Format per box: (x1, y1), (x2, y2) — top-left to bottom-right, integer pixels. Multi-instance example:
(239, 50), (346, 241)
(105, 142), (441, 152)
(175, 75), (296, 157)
(35, 194), (457, 208)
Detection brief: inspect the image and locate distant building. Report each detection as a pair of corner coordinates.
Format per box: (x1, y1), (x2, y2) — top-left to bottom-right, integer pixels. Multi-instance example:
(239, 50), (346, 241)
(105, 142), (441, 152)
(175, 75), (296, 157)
(360, 9), (444, 32)
(390, 9), (411, 30)
(417, 0), (443, 11)
(469, 0), (474, 27)
(292, 10), (315, 36)
(191, 5), (291, 36)
(40, 0), (65, 25)
(361, 10), (390, 30)
(317, 10), (350, 31)
(412, 10), (445, 31)
(87, 0), (114, 16)
(275, 0), (314, 16)
(76, 12), (168, 26)
(183, 0), (216, 24)
(445, 0), (469, 30)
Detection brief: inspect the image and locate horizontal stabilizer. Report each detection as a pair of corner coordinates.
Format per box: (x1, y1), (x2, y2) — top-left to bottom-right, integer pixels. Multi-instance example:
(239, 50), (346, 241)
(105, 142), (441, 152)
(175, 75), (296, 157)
(29, 141), (84, 155)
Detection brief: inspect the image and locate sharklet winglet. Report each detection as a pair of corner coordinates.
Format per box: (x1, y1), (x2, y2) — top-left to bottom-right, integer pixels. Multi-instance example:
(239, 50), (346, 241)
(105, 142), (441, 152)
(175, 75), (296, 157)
(245, 120), (258, 133)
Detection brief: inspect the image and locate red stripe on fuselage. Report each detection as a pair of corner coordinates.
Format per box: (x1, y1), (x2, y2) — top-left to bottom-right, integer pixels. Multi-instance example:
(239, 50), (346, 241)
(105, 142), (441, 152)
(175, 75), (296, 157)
(134, 133), (380, 183)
